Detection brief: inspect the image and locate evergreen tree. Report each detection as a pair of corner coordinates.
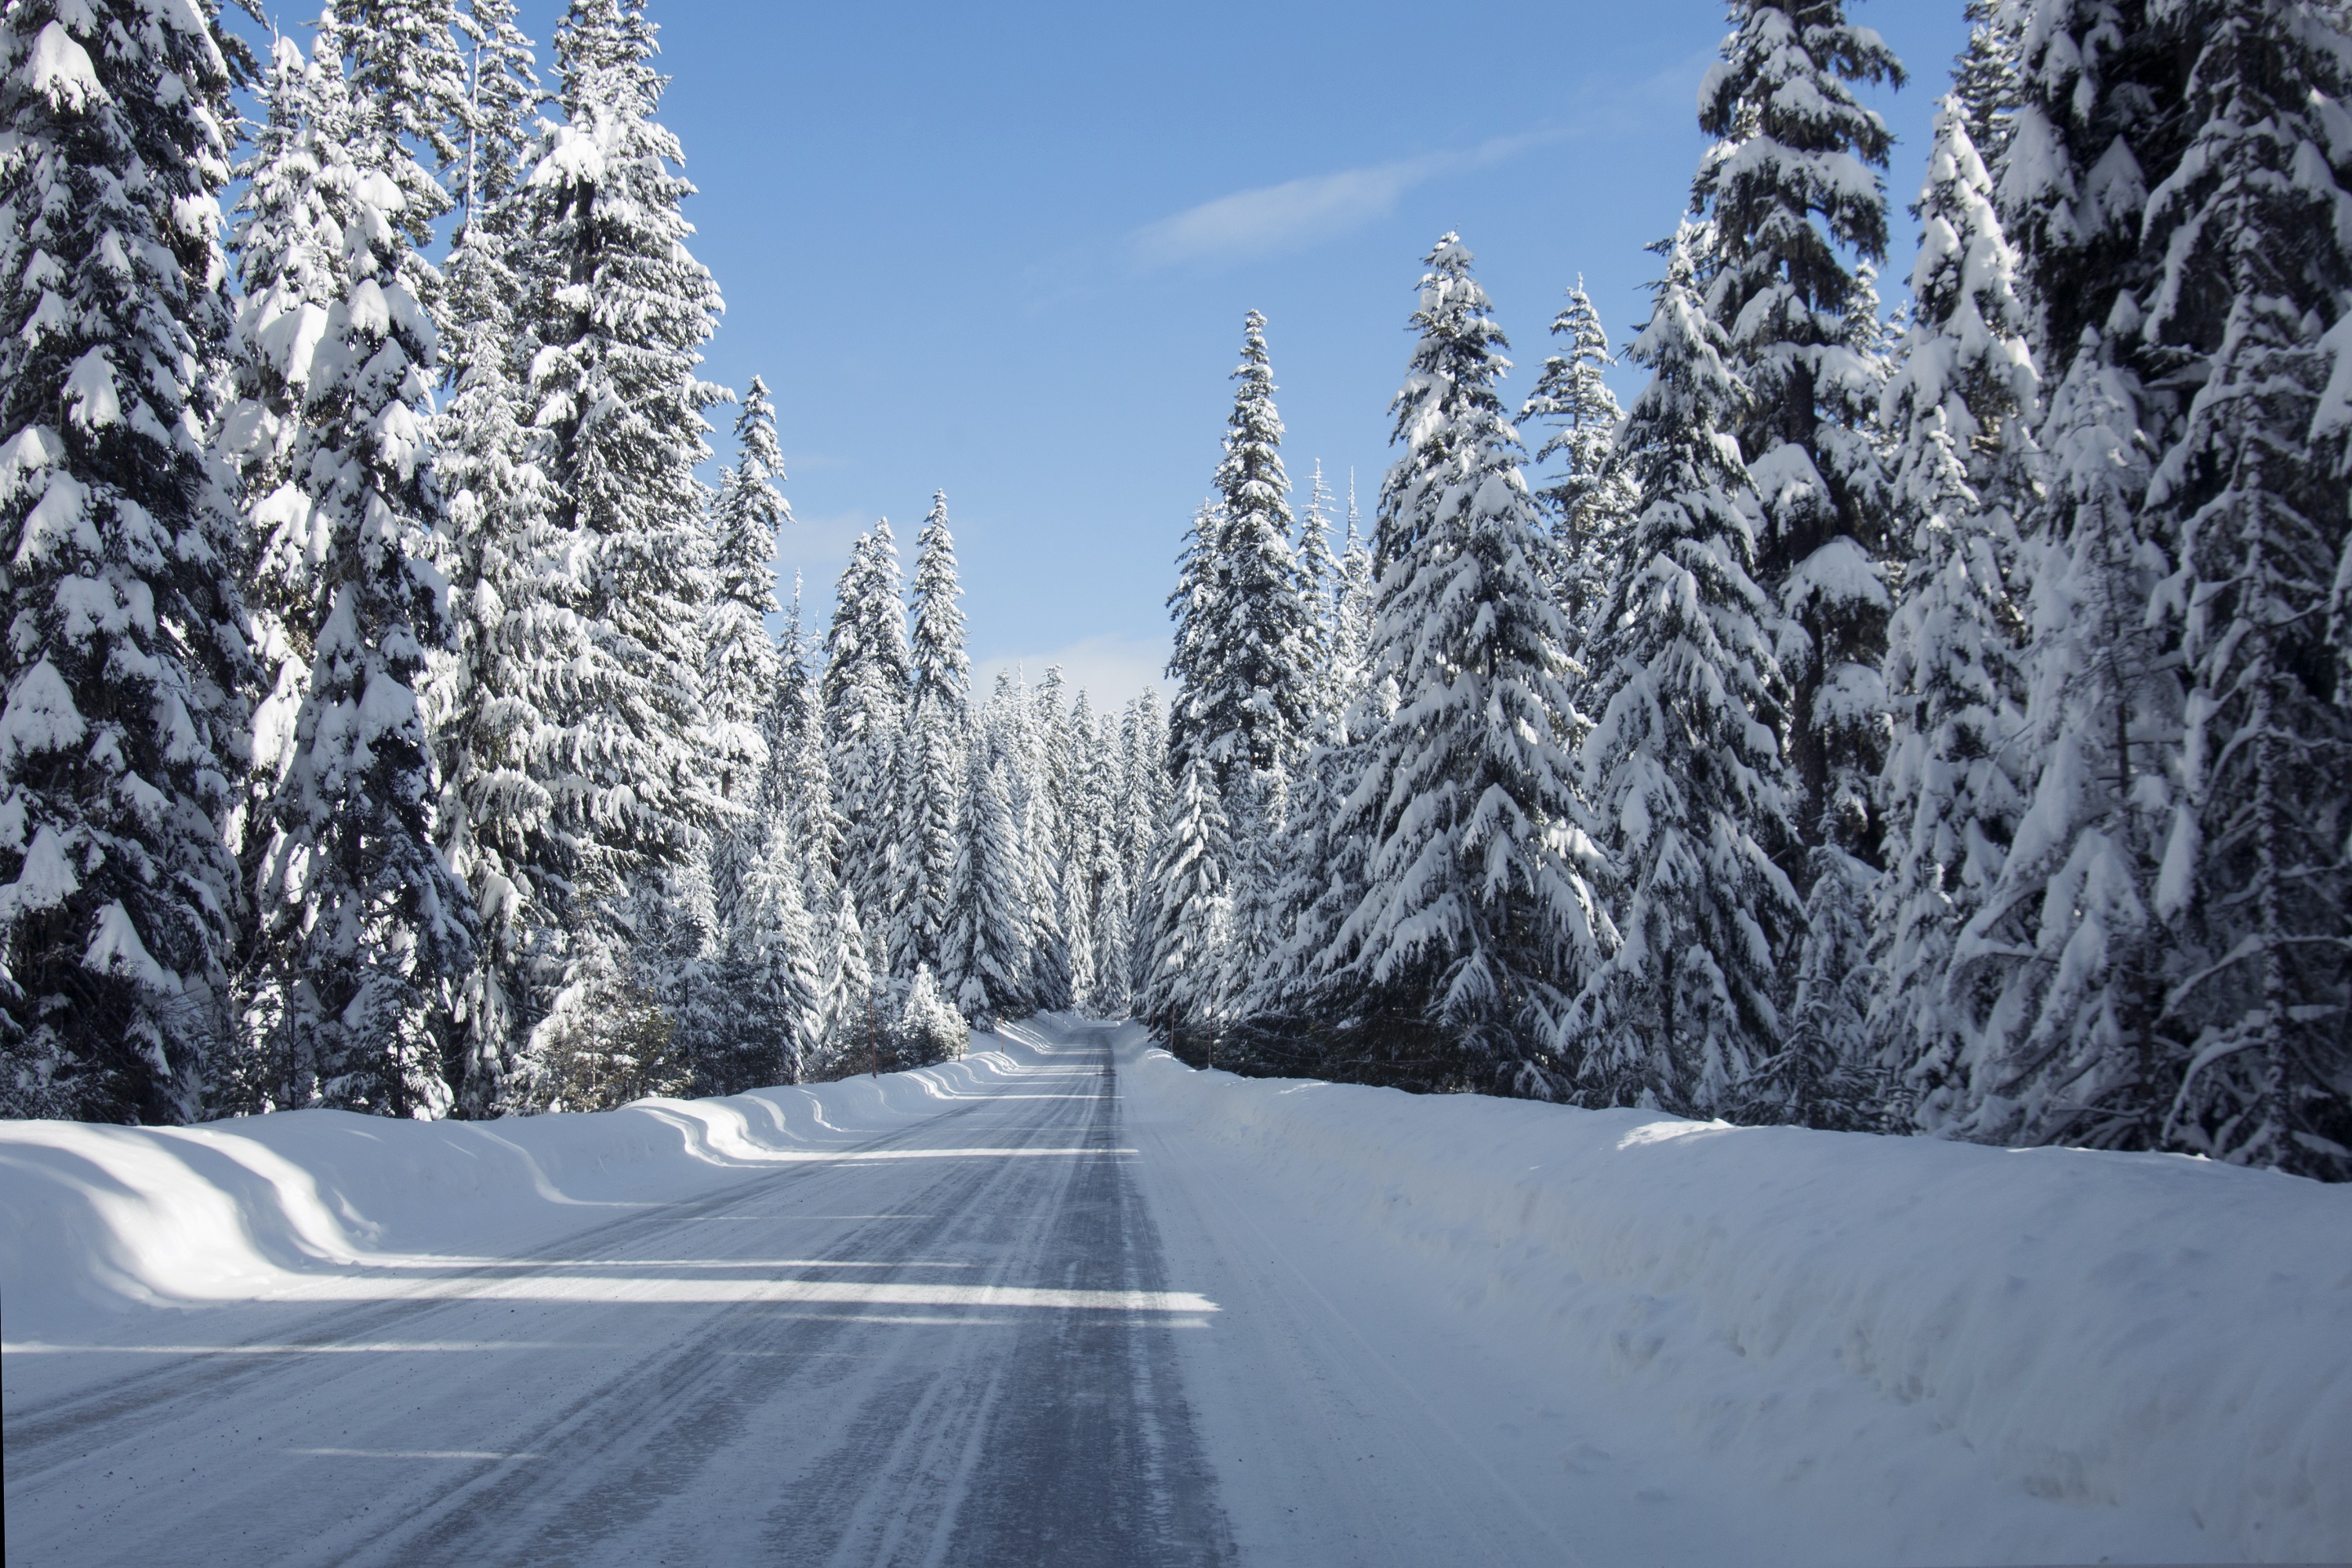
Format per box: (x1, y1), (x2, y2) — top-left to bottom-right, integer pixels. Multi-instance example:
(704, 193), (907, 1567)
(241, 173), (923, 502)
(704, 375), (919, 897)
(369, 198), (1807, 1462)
(892, 493), (967, 978)
(1296, 461), (1342, 722)
(1517, 275), (1637, 648)
(1572, 224), (1799, 1115)
(704, 377), (787, 818)
(427, 5), (564, 1115)
(1946, 339), (2174, 1148)
(942, 737), (1029, 1026)
(0, 0), (252, 1122)
(823, 522), (909, 928)
(237, 12), (477, 1118)
(1313, 236), (1602, 1093)
(1871, 95), (2038, 1121)
(1020, 668), (1073, 1011)
(1942, 0), (2198, 1149)
(1166, 312), (1318, 789)
(1330, 480), (1377, 728)
(1138, 756), (1232, 1051)
(521, 0), (727, 1054)
(907, 492), (970, 725)
(718, 818), (822, 1089)
(2136, 0), (2352, 1177)
(1693, 0), (1904, 861)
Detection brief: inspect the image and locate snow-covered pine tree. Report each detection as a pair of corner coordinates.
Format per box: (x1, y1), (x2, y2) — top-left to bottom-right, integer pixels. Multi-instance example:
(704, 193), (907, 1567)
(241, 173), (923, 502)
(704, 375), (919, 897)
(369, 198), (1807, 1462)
(1314, 235), (1605, 1094)
(1937, 0), (2198, 1150)
(1945, 338), (2173, 1147)
(1517, 276), (1638, 656)
(1021, 667), (1073, 1012)
(1297, 461), (1341, 724)
(0, 0), (253, 1122)
(2135, 0), (2352, 1177)
(1073, 707), (1133, 1016)
(704, 377), (787, 823)
(1330, 477), (1377, 728)
(521, 0), (727, 1058)
(1116, 687), (1167, 993)
(699, 376), (788, 1073)
(942, 733), (1030, 1026)
(907, 492), (970, 726)
(1993, 0), (2192, 382)
(717, 818), (822, 1089)
(1059, 689), (1103, 1005)
(1870, 94), (2038, 1124)
(815, 880), (873, 1073)
(236, 9), (478, 1118)
(822, 522), (909, 932)
(892, 493), (967, 979)
(1693, 0), (1904, 870)
(1571, 223), (1799, 1115)
(1138, 756), (1232, 1054)
(1166, 313), (1318, 791)
(426, 1), (564, 1115)
(1951, 0), (2020, 162)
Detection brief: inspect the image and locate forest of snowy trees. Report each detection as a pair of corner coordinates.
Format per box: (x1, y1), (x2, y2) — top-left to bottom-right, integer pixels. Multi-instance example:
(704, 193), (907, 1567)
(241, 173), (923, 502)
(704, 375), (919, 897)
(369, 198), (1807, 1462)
(0, 0), (1164, 1123)
(1140, 0), (2352, 1181)
(2, 0), (2348, 1181)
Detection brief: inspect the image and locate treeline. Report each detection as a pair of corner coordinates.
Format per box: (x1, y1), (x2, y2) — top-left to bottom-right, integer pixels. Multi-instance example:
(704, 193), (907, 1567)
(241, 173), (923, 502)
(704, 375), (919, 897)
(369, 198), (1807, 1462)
(0, 0), (1168, 1124)
(1134, 0), (2352, 1180)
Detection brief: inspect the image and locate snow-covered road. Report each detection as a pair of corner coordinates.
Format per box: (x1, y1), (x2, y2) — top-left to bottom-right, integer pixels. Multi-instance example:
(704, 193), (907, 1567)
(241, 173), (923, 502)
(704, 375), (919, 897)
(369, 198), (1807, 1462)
(5, 1025), (1231, 1565)
(5, 1015), (2347, 1565)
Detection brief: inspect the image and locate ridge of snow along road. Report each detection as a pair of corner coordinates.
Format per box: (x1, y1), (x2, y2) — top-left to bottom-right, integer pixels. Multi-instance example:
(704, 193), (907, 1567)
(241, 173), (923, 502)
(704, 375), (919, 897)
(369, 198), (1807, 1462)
(1110, 1024), (2352, 1564)
(0, 1048), (1047, 1338)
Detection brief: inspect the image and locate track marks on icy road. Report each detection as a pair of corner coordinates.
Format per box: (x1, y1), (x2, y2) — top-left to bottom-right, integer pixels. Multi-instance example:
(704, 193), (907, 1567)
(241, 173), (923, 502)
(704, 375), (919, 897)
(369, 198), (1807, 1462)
(2, 1038), (1236, 1567)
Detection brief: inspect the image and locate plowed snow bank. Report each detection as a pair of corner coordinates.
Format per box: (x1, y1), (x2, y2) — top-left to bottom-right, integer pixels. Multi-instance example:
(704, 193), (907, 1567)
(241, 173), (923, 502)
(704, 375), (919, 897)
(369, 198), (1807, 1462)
(0, 1051), (1020, 1337)
(1115, 1025), (2352, 1563)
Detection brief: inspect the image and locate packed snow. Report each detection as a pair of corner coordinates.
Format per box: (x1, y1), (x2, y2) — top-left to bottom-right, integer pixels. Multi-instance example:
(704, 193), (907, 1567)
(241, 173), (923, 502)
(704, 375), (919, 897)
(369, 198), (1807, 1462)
(5, 1017), (2346, 1565)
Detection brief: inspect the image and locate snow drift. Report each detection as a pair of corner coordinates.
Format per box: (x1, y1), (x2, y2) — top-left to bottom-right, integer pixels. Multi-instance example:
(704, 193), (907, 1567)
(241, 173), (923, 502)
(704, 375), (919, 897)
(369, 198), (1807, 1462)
(0, 1049), (1022, 1340)
(1113, 1025), (2352, 1563)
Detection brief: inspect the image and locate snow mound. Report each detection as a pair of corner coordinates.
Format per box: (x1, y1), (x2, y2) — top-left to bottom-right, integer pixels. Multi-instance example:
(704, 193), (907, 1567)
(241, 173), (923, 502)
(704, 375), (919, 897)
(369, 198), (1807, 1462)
(0, 1050), (1026, 1340)
(1115, 1027), (2352, 1563)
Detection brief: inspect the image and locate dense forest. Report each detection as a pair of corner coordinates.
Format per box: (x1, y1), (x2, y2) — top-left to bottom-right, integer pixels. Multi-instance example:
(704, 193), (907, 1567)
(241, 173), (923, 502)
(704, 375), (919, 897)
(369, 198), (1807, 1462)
(2, 0), (2347, 1180)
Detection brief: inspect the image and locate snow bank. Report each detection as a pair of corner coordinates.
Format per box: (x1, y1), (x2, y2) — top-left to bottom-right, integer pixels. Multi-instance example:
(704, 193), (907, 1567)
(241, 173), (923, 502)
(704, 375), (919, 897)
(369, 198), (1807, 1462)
(0, 1050), (1026, 1341)
(1116, 1027), (2352, 1563)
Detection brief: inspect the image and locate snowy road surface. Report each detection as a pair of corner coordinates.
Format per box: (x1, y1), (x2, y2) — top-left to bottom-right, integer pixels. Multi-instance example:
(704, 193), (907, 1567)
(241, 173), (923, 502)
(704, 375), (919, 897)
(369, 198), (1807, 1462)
(6, 1015), (2348, 1565)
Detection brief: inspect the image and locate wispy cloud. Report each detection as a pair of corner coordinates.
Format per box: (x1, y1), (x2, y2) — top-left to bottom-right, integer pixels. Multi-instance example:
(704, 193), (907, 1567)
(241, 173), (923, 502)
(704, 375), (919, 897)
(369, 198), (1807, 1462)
(1131, 130), (1564, 270)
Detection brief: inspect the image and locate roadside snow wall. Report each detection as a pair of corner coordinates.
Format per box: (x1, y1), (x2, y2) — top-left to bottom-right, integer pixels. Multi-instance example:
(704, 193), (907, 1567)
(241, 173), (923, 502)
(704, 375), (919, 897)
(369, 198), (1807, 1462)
(0, 1051), (1022, 1341)
(1114, 1025), (2352, 1563)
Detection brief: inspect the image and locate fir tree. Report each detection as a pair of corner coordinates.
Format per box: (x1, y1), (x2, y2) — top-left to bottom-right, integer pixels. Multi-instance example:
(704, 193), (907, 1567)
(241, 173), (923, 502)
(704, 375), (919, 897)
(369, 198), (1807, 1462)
(892, 493), (967, 979)
(1517, 275), (1637, 648)
(236, 11), (478, 1118)
(823, 522), (909, 928)
(1693, 0), (1904, 859)
(1166, 312), (1317, 789)
(1946, 339), (2175, 1148)
(942, 737), (1029, 1026)
(1571, 224), (1799, 1115)
(1319, 235), (1605, 1093)
(718, 818), (822, 1089)
(2136, 0), (2352, 1177)
(0, 0), (252, 1122)
(704, 377), (787, 818)
(426, 5), (564, 1114)
(1138, 756), (1232, 1051)
(1871, 95), (2038, 1120)
(521, 0), (727, 1054)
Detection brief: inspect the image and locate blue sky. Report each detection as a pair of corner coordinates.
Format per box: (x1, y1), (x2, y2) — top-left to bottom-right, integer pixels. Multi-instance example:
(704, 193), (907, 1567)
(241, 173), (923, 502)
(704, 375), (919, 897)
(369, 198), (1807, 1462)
(508, 1), (1969, 707)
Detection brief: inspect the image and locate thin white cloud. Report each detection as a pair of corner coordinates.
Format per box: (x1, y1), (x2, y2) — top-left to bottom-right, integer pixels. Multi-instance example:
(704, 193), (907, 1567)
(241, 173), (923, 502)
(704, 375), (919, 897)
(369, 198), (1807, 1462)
(1132, 130), (1563, 270)
(975, 634), (1171, 714)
